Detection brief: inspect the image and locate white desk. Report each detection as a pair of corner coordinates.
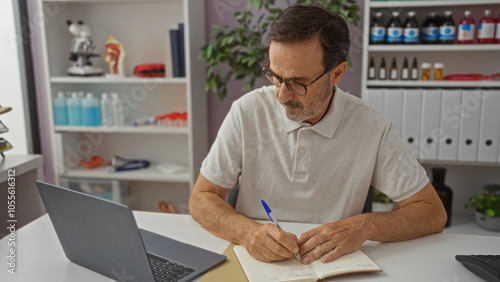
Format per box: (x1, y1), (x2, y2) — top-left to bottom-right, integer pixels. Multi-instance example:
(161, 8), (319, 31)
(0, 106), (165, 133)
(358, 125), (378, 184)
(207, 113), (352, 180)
(0, 212), (499, 281)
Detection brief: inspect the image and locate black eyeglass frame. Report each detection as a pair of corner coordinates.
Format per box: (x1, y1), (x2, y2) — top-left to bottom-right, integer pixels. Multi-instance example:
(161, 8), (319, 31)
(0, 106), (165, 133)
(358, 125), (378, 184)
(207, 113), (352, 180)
(262, 62), (330, 96)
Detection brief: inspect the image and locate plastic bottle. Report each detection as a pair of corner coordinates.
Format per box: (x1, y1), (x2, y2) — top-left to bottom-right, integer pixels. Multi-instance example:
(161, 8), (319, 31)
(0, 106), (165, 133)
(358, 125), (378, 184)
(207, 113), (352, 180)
(421, 13), (439, 44)
(495, 11), (500, 44)
(368, 57), (376, 80)
(386, 11), (403, 44)
(100, 93), (113, 127)
(433, 63), (444, 81)
(370, 12), (386, 44)
(111, 92), (125, 126)
(53, 92), (68, 126)
(439, 11), (455, 44)
(421, 62), (431, 81)
(458, 11), (475, 44)
(410, 57), (418, 81)
(67, 92), (82, 126)
(378, 57), (387, 80)
(401, 57), (409, 80)
(82, 92), (101, 127)
(403, 11), (419, 44)
(478, 10), (495, 44)
(389, 57), (398, 80)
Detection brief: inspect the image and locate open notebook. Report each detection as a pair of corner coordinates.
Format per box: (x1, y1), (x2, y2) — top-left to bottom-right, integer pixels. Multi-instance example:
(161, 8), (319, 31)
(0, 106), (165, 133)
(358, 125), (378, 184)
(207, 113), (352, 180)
(234, 245), (381, 282)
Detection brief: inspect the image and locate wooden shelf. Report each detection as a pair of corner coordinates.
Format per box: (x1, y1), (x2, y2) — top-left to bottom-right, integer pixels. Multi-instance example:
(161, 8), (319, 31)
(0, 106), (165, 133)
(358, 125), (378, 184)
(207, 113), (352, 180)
(368, 44), (500, 52)
(50, 76), (187, 84)
(55, 125), (188, 135)
(370, 0), (500, 8)
(62, 165), (190, 183)
(366, 80), (500, 88)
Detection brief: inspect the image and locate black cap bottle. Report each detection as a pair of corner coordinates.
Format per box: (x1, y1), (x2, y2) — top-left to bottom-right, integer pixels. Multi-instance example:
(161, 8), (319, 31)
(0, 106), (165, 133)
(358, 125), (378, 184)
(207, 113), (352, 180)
(387, 11), (403, 44)
(370, 12), (386, 44)
(421, 13), (439, 44)
(439, 11), (456, 44)
(403, 11), (419, 44)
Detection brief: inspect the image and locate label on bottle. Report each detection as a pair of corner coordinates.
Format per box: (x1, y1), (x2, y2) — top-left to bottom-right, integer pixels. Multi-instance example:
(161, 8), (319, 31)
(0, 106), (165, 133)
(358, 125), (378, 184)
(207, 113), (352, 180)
(458, 24), (475, 40)
(478, 23), (495, 39)
(379, 68), (386, 80)
(403, 28), (419, 43)
(387, 27), (403, 42)
(390, 69), (398, 80)
(439, 26), (456, 40)
(370, 27), (386, 42)
(496, 23), (500, 39)
(401, 68), (409, 80)
(368, 67), (376, 79)
(411, 68), (418, 80)
(421, 27), (439, 41)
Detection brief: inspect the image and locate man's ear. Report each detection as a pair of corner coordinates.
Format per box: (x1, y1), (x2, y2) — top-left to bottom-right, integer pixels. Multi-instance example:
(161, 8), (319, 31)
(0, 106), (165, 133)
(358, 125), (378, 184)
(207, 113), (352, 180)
(331, 61), (347, 84)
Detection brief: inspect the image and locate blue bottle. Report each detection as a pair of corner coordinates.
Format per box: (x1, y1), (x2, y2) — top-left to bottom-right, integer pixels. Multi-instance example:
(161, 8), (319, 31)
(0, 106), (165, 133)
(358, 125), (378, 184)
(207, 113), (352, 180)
(82, 92), (101, 127)
(67, 92), (82, 126)
(53, 92), (68, 126)
(387, 11), (403, 44)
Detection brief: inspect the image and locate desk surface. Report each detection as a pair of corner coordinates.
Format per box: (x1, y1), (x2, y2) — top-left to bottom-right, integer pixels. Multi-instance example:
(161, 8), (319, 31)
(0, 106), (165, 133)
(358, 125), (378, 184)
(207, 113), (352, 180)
(1, 212), (499, 282)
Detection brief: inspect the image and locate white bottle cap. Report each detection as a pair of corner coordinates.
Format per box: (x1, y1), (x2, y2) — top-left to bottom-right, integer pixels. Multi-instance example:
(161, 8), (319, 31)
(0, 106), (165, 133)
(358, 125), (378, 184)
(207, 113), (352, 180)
(392, 11), (400, 17)
(102, 93), (109, 99)
(57, 92), (64, 97)
(421, 62), (432, 69)
(464, 10), (471, 17)
(375, 11), (382, 17)
(485, 10), (491, 17)
(72, 92), (78, 98)
(434, 63), (444, 69)
(86, 92), (93, 98)
(444, 11), (452, 16)
(408, 11), (416, 17)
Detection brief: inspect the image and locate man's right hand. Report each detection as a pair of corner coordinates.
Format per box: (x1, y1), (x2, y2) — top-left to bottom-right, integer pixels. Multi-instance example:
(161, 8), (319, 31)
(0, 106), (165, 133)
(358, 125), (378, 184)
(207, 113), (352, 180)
(244, 223), (300, 263)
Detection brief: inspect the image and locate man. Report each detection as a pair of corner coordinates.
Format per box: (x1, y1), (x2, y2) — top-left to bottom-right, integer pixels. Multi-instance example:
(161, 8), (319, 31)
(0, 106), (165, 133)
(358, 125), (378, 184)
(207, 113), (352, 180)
(189, 5), (446, 265)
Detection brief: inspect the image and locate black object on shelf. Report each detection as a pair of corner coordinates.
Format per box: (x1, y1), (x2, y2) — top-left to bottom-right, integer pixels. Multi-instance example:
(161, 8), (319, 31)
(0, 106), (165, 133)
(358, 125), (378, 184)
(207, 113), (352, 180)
(432, 167), (453, 227)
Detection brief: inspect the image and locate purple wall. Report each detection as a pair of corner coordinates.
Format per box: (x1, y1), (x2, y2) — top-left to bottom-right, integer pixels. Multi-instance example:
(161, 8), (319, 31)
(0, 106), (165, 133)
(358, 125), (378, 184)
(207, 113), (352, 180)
(204, 0), (365, 143)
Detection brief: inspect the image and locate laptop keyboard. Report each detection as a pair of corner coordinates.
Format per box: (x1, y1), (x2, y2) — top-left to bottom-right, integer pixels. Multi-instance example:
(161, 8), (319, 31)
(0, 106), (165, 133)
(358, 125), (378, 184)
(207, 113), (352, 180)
(147, 253), (196, 282)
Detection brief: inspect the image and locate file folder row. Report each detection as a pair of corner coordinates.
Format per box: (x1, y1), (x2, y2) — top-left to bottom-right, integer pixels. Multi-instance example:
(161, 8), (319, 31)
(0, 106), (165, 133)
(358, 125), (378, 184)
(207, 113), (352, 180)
(366, 88), (500, 163)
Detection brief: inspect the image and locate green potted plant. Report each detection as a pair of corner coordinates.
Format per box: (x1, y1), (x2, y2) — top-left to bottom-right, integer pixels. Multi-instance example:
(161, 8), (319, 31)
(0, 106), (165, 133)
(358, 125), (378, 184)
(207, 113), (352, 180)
(372, 187), (396, 212)
(200, 0), (361, 100)
(465, 184), (500, 231)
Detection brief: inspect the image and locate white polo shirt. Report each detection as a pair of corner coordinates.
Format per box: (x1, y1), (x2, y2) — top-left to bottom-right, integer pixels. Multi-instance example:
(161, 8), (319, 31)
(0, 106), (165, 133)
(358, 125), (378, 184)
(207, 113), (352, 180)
(200, 85), (428, 224)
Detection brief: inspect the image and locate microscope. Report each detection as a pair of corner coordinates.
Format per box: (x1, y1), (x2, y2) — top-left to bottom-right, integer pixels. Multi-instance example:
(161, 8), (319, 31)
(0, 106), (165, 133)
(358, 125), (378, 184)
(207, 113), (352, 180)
(66, 20), (103, 76)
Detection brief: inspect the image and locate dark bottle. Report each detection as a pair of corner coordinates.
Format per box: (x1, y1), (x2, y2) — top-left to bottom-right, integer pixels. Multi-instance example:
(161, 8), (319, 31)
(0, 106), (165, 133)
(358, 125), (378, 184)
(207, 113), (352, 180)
(368, 57), (376, 80)
(401, 57), (409, 80)
(403, 11), (420, 44)
(378, 57), (387, 80)
(410, 57), (418, 80)
(370, 11), (386, 44)
(432, 167), (453, 227)
(389, 57), (398, 80)
(421, 13), (439, 44)
(439, 11), (456, 44)
(386, 11), (403, 44)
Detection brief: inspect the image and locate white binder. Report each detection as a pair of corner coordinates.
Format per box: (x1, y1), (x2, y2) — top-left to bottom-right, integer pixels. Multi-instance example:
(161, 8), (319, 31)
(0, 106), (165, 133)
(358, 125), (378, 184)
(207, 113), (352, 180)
(384, 89), (404, 135)
(419, 89), (441, 160)
(458, 90), (481, 161)
(478, 90), (500, 162)
(366, 88), (385, 115)
(402, 89), (422, 158)
(438, 89), (461, 161)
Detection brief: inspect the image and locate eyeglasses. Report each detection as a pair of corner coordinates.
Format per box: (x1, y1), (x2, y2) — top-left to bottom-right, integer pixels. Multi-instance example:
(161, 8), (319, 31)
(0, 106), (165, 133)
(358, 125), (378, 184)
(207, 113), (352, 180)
(262, 62), (329, 96)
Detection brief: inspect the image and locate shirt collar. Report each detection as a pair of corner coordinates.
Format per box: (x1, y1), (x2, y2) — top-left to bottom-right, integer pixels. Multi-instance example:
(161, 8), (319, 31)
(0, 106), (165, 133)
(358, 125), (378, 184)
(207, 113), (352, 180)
(279, 86), (347, 138)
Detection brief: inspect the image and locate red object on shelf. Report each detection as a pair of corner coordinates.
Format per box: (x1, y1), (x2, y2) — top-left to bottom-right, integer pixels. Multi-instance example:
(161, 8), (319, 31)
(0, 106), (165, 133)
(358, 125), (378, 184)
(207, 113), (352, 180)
(443, 73), (500, 81)
(134, 64), (165, 77)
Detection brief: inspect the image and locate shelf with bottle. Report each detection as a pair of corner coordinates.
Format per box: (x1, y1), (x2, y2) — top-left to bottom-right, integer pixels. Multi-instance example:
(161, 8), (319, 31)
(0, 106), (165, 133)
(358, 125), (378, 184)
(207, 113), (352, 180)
(366, 80), (500, 88)
(368, 44), (500, 52)
(370, 0), (500, 9)
(50, 76), (188, 84)
(54, 125), (189, 135)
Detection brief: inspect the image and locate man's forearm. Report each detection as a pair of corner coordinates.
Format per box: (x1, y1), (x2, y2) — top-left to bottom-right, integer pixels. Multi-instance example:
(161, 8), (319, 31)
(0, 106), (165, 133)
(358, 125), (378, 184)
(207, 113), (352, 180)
(189, 176), (260, 246)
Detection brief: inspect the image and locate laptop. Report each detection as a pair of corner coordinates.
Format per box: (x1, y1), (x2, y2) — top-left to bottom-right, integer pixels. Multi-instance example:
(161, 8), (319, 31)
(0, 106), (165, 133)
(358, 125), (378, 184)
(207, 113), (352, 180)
(35, 181), (226, 282)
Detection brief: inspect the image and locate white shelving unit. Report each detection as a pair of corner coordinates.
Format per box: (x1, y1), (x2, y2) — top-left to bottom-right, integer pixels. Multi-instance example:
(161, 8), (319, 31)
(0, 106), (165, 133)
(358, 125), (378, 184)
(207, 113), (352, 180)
(38, 0), (207, 211)
(361, 0), (500, 231)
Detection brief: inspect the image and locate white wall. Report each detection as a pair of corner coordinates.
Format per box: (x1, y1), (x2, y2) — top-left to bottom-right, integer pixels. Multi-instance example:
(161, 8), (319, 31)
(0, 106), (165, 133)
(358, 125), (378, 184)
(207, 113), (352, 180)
(0, 0), (29, 155)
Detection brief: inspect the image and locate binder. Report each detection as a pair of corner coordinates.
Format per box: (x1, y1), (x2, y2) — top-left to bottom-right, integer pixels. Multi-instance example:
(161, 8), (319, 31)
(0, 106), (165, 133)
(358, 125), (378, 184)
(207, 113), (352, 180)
(169, 29), (181, 77)
(366, 88), (385, 115)
(438, 89), (461, 161)
(384, 88), (404, 134)
(419, 89), (441, 160)
(402, 89), (422, 158)
(458, 90), (481, 161)
(478, 90), (500, 162)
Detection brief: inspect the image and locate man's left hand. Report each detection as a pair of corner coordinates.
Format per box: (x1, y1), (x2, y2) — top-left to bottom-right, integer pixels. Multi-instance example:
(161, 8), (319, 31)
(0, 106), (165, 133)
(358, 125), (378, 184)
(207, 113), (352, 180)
(297, 214), (369, 264)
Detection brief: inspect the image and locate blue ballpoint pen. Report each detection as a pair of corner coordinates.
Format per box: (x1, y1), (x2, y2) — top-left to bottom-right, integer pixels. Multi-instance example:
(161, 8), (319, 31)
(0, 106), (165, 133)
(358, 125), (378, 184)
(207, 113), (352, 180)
(261, 200), (302, 263)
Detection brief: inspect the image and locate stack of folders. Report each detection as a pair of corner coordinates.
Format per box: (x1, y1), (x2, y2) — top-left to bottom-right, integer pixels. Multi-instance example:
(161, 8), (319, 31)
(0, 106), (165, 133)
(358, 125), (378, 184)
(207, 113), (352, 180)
(0, 106), (13, 157)
(366, 88), (500, 163)
(165, 23), (185, 78)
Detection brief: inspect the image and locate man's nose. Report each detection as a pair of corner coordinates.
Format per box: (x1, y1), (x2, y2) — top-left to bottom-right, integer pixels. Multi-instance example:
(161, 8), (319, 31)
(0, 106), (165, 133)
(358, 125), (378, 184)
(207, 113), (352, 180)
(276, 84), (295, 104)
